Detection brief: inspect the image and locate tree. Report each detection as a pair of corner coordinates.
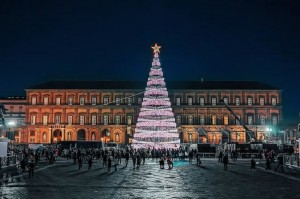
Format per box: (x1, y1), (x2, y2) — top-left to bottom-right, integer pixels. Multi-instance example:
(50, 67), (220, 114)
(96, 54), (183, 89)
(132, 44), (180, 149)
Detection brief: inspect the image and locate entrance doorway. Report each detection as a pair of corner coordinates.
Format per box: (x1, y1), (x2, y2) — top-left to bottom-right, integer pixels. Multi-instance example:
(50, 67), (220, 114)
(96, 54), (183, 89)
(77, 129), (86, 141)
(53, 129), (62, 143)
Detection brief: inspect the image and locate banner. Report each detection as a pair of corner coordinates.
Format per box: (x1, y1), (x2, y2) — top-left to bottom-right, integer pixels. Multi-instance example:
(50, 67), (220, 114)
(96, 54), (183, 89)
(0, 142), (8, 157)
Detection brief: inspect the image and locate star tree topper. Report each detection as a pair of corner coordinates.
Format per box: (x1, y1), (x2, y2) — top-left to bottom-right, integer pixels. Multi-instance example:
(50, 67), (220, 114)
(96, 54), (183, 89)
(151, 43), (161, 54)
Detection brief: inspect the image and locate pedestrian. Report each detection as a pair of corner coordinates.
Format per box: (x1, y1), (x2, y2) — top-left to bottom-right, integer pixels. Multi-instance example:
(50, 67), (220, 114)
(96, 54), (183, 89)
(196, 152), (202, 166)
(136, 153), (141, 169)
(28, 160), (35, 178)
(132, 153), (137, 169)
(274, 154), (284, 173)
(88, 156), (92, 171)
(78, 156), (83, 170)
(125, 151), (129, 167)
(250, 157), (256, 171)
(266, 158), (272, 171)
(114, 157), (119, 172)
(159, 157), (165, 169)
(103, 153), (107, 167)
(108, 156), (112, 172)
(218, 150), (223, 163)
(167, 157), (173, 169)
(223, 152), (228, 170)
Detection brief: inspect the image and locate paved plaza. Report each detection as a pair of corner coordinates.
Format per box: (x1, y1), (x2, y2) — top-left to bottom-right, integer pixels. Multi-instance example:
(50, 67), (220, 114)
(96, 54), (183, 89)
(1, 158), (300, 199)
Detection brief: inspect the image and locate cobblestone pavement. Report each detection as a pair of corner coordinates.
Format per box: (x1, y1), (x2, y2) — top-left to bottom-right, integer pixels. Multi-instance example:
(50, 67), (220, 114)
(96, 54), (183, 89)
(1, 158), (300, 199)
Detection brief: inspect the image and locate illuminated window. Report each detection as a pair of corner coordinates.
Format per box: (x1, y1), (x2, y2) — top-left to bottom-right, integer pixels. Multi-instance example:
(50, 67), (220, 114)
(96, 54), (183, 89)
(212, 115), (217, 125)
(91, 97), (97, 105)
(127, 97), (132, 105)
(272, 115), (278, 125)
(44, 97), (48, 105)
(200, 115), (205, 125)
(260, 115), (266, 125)
(188, 115), (193, 124)
(200, 97), (204, 106)
(55, 115), (60, 124)
(56, 97), (61, 105)
(80, 115), (85, 125)
(115, 133), (120, 142)
(224, 115), (229, 125)
(176, 115), (181, 124)
(127, 115), (132, 125)
(32, 97), (36, 105)
(248, 115), (253, 125)
(116, 97), (120, 105)
(42, 132), (47, 142)
(223, 97), (228, 105)
(212, 97), (216, 106)
(68, 115), (72, 125)
(67, 132), (72, 141)
(43, 115), (48, 125)
(104, 115), (108, 125)
(91, 132), (96, 141)
(115, 115), (120, 125)
(248, 97), (252, 105)
(31, 115), (36, 125)
(188, 97), (193, 105)
(103, 97), (109, 105)
(272, 97), (277, 106)
(235, 97), (240, 106)
(68, 97), (73, 105)
(92, 115), (97, 125)
(80, 97), (85, 105)
(260, 97), (264, 106)
(176, 98), (181, 106)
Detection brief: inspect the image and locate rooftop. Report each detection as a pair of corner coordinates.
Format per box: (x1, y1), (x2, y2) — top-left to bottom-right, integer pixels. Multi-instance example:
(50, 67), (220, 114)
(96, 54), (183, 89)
(27, 80), (278, 90)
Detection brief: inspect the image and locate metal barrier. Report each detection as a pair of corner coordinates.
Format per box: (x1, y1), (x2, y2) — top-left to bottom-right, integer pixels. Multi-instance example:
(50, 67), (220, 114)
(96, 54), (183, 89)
(0, 153), (24, 169)
(283, 154), (299, 167)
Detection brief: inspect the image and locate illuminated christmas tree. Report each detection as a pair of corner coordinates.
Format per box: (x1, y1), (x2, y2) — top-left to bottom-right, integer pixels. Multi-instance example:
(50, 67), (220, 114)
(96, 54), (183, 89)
(132, 44), (180, 149)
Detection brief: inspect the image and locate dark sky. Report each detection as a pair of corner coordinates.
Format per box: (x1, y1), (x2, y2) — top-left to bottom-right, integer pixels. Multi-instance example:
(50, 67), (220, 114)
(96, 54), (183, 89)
(0, 0), (299, 124)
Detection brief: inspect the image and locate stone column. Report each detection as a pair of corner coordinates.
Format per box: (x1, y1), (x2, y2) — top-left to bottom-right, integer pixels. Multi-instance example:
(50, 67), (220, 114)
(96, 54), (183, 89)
(49, 128), (52, 144)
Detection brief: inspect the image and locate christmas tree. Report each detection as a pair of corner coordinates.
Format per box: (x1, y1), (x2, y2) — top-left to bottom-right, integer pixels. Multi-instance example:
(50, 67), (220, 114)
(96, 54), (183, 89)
(132, 43), (180, 149)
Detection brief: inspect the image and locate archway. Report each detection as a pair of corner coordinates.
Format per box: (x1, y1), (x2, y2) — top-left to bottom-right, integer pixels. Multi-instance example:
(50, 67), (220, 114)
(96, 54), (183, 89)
(77, 129), (86, 141)
(91, 132), (96, 141)
(53, 129), (62, 143)
(101, 129), (110, 143)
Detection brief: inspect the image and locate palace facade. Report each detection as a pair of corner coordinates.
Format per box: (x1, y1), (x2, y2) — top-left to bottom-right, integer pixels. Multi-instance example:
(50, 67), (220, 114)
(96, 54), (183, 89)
(21, 80), (282, 146)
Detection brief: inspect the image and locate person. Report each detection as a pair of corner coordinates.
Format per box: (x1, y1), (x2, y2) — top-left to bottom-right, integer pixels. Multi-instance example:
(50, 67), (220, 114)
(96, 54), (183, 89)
(28, 160), (35, 178)
(223, 151), (228, 170)
(20, 158), (26, 173)
(274, 154), (285, 173)
(114, 157), (119, 172)
(107, 156), (112, 172)
(88, 156), (93, 171)
(218, 151), (223, 163)
(188, 150), (193, 164)
(132, 153), (137, 169)
(266, 157), (272, 171)
(125, 151), (129, 167)
(196, 152), (202, 166)
(250, 157), (256, 171)
(159, 157), (165, 169)
(78, 156), (83, 170)
(167, 157), (173, 169)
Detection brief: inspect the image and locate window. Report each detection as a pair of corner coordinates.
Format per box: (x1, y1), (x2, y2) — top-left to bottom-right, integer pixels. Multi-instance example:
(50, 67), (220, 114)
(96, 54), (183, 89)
(115, 133), (120, 142)
(68, 97), (73, 105)
(91, 132), (96, 141)
(32, 97), (36, 105)
(235, 97), (240, 106)
(92, 115), (97, 125)
(188, 115), (193, 125)
(260, 97), (265, 106)
(248, 97), (252, 105)
(272, 97), (277, 106)
(127, 115), (132, 125)
(80, 97), (85, 105)
(67, 132), (72, 141)
(248, 115), (253, 125)
(80, 115), (85, 125)
(116, 97), (120, 105)
(56, 97), (61, 105)
(212, 115), (217, 125)
(272, 115), (278, 125)
(200, 115), (205, 125)
(176, 98), (181, 106)
(223, 97), (228, 105)
(30, 130), (35, 136)
(42, 132), (47, 142)
(115, 115), (121, 125)
(127, 97), (132, 105)
(176, 115), (181, 124)
(103, 97), (109, 105)
(68, 115), (72, 125)
(200, 97), (204, 106)
(224, 115), (229, 125)
(44, 97), (48, 105)
(31, 115), (36, 125)
(91, 97), (97, 105)
(55, 115), (60, 124)
(188, 97), (193, 105)
(138, 98), (142, 104)
(104, 115), (108, 125)
(212, 97), (216, 106)
(260, 116), (266, 125)
(43, 115), (48, 125)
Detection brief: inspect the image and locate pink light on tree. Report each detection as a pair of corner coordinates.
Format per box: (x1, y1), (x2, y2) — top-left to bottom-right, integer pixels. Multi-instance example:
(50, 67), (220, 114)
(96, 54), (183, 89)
(132, 43), (180, 149)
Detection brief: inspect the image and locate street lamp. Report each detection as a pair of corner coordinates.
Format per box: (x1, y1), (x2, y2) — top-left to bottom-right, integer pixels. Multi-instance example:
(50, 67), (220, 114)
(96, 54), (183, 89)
(266, 127), (272, 143)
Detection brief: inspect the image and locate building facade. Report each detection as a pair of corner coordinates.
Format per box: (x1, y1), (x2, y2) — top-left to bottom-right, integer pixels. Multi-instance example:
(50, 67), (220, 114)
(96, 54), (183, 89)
(0, 96), (26, 142)
(22, 80), (282, 146)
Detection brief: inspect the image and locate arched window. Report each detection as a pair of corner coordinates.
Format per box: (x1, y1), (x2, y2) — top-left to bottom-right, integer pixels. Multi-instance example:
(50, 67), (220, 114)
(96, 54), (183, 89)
(91, 132), (96, 141)
(115, 133), (120, 142)
(272, 115), (278, 125)
(42, 132), (47, 142)
(260, 116), (266, 125)
(67, 132), (72, 141)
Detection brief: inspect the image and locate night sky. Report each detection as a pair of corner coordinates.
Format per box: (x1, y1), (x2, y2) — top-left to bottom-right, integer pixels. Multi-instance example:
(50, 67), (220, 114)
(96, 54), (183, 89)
(0, 1), (299, 124)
